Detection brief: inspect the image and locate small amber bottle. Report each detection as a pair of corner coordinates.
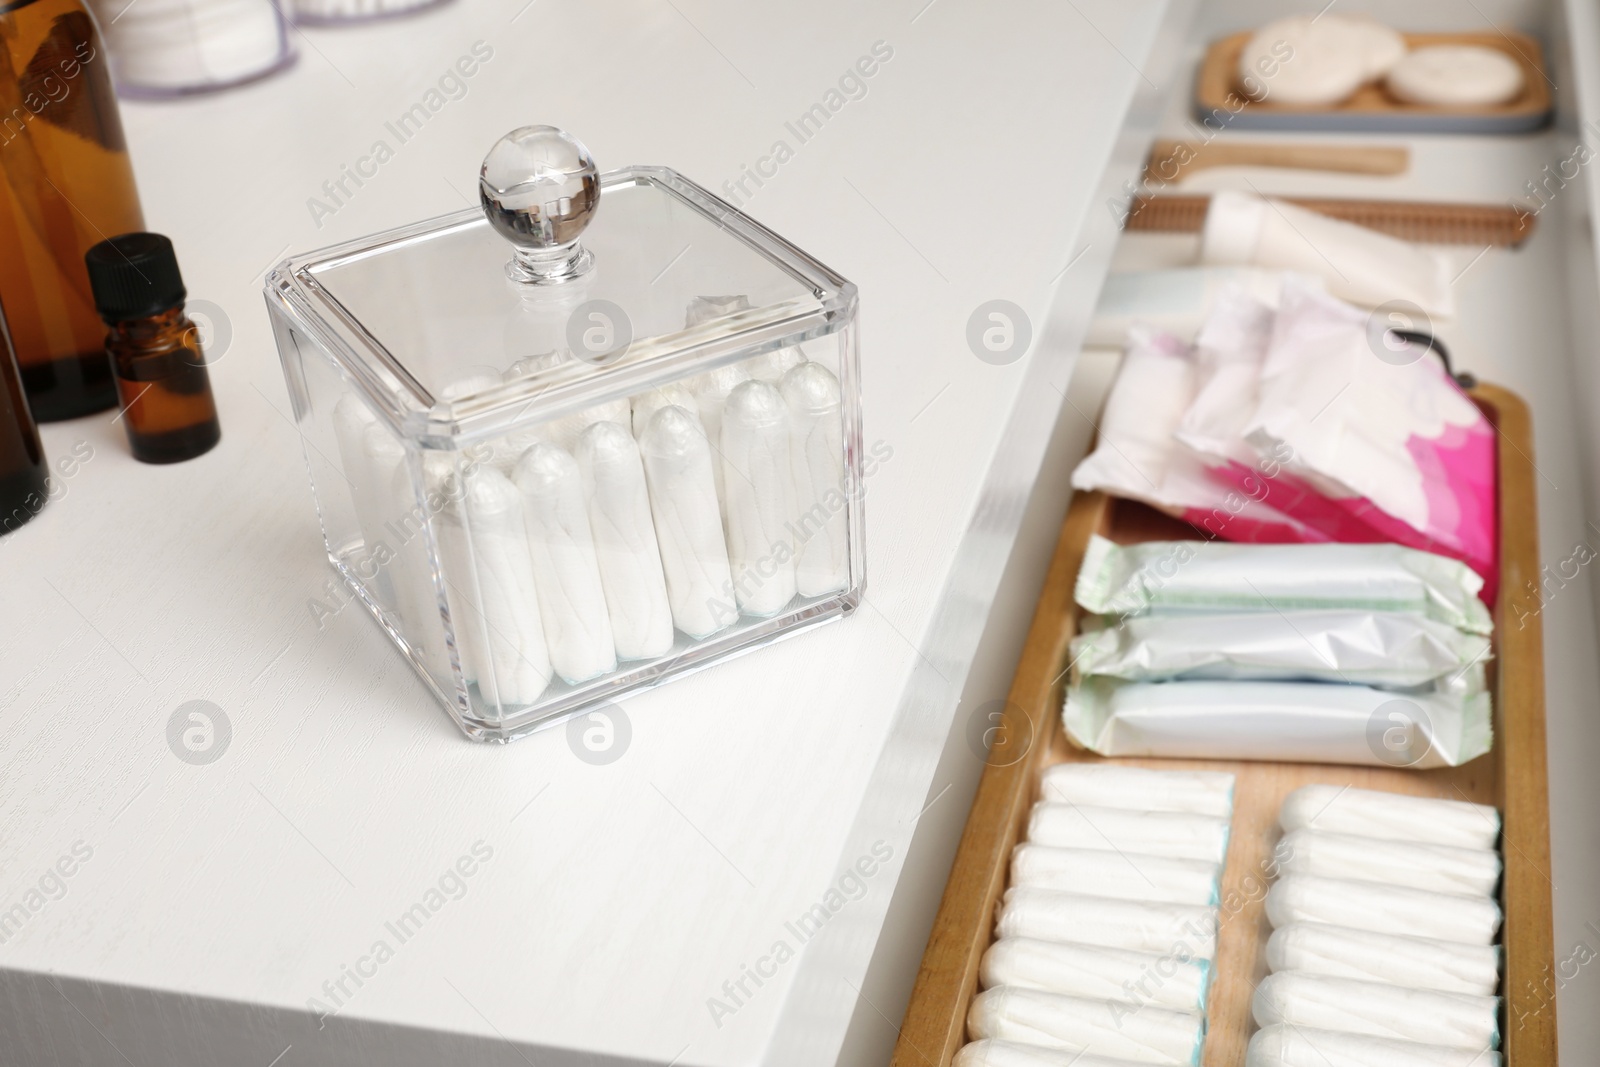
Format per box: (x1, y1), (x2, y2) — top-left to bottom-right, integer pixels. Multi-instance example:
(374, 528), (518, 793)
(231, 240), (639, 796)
(84, 233), (220, 464)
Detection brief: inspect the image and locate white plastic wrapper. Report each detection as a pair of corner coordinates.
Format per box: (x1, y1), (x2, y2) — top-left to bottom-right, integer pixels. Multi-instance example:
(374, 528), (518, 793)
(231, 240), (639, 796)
(1247, 1024), (1503, 1067)
(1064, 675), (1491, 768)
(1275, 829), (1501, 896)
(956, 1038), (1161, 1067)
(1038, 764), (1235, 818)
(1074, 535), (1492, 635)
(979, 936), (1211, 1013)
(1027, 803), (1231, 865)
(1252, 972), (1500, 1051)
(967, 987), (1205, 1065)
(1266, 922), (1501, 996)
(1068, 329), (1313, 543)
(996, 886), (1218, 960)
(1010, 844), (1220, 906)
(1280, 785), (1500, 849)
(1265, 874), (1502, 945)
(1071, 610), (1488, 687)
(1200, 191), (1455, 318)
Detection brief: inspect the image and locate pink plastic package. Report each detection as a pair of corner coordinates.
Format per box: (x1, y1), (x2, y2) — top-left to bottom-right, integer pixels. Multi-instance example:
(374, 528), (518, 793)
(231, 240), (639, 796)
(1231, 279), (1497, 596)
(1070, 327), (1325, 543)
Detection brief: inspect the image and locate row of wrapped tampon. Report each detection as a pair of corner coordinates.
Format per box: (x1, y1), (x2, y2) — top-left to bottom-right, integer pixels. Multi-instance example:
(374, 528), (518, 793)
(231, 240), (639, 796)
(958, 764), (1238, 1067)
(331, 350), (849, 707)
(1247, 785), (1505, 1067)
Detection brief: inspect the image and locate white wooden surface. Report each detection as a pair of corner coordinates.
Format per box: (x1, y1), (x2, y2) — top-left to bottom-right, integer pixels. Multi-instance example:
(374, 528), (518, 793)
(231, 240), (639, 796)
(0, 2), (1172, 1064)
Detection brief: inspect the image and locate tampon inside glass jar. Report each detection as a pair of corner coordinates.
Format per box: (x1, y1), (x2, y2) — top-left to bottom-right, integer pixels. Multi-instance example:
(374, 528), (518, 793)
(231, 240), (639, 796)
(266, 126), (864, 742)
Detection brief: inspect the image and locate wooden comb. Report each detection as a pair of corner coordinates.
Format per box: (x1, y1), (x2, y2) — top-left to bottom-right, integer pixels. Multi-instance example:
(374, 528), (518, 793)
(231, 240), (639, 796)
(1124, 194), (1535, 247)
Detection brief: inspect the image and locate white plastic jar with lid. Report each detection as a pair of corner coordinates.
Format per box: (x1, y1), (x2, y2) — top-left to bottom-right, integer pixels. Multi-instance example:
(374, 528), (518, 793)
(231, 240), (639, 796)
(93, 0), (294, 96)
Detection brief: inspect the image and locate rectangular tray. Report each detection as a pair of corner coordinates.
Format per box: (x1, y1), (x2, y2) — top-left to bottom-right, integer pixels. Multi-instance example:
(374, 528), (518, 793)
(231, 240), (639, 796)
(891, 383), (1557, 1066)
(1196, 30), (1553, 134)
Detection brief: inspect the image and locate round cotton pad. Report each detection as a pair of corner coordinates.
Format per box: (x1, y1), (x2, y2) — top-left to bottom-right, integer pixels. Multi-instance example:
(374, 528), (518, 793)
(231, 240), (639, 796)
(1386, 44), (1524, 107)
(1345, 17), (1407, 79)
(1238, 16), (1370, 106)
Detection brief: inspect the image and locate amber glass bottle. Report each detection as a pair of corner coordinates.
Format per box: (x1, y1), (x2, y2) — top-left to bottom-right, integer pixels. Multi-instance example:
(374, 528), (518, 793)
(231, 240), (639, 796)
(0, 301), (47, 532)
(85, 233), (220, 464)
(0, 0), (144, 422)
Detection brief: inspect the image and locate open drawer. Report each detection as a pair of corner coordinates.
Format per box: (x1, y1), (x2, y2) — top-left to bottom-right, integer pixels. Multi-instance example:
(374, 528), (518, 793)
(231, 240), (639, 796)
(890, 383), (1556, 1065)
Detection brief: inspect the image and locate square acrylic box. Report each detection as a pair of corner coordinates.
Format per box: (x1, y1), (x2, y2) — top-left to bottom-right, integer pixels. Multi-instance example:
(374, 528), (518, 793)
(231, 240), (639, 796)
(265, 127), (863, 741)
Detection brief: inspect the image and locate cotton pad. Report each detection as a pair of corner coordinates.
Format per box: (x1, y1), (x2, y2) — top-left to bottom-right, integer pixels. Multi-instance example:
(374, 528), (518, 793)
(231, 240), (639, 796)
(1267, 922), (1501, 996)
(1026, 803), (1231, 865)
(1010, 844), (1221, 906)
(1252, 972), (1500, 1050)
(1070, 610), (1488, 688)
(1265, 874), (1502, 945)
(1248, 1024), (1503, 1067)
(968, 987), (1205, 1065)
(996, 886), (1218, 959)
(1237, 16), (1370, 106)
(1387, 45), (1524, 107)
(979, 936), (1211, 1012)
(956, 1039), (1161, 1067)
(1038, 764), (1235, 818)
(1275, 828), (1502, 896)
(1074, 535), (1492, 635)
(1279, 785), (1500, 849)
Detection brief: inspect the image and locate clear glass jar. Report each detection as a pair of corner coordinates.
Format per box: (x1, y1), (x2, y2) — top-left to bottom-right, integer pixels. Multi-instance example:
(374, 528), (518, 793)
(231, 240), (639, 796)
(265, 127), (863, 742)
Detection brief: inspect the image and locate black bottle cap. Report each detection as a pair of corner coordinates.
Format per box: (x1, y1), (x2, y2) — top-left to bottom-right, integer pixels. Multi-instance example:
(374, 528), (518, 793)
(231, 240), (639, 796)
(84, 232), (187, 323)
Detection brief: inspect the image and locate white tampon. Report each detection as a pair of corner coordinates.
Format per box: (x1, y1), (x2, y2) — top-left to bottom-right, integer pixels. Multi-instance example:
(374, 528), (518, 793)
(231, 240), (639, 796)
(420, 452), (490, 686)
(1009, 844), (1220, 906)
(980, 936), (1211, 1013)
(544, 397), (631, 454)
(996, 886), (1218, 959)
(514, 444), (618, 684)
(631, 383), (699, 438)
(967, 987), (1205, 1065)
(748, 345), (806, 383)
(688, 359), (751, 504)
(1027, 803), (1231, 865)
(331, 395), (391, 588)
(781, 361), (850, 597)
(1252, 972), (1500, 1051)
(1264, 874), (1502, 945)
(1266, 922), (1501, 996)
(1247, 1024), (1502, 1067)
(639, 406), (737, 638)
(363, 423), (440, 665)
(1279, 785), (1500, 849)
(721, 380), (798, 616)
(1038, 764), (1235, 818)
(1274, 829), (1502, 897)
(576, 422), (674, 661)
(462, 465), (553, 707)
(956, 1040), (1158, 1067)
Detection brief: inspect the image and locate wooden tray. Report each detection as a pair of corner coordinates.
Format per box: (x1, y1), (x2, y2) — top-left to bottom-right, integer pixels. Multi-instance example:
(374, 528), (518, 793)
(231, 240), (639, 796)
(891, 383), (1556, 1066)
(1196, 30), (1553, 134)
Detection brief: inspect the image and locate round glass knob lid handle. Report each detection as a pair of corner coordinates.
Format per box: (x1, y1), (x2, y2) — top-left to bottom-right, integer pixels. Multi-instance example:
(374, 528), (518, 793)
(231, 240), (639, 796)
(480, 125), (598, 284)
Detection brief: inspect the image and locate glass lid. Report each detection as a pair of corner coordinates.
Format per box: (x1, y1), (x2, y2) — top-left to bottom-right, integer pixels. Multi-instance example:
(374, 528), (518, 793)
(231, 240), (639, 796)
(270, 127), (854, 441)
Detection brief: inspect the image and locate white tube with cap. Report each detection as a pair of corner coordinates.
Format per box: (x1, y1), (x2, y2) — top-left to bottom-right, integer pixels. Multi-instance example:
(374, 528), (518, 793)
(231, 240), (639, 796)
(956, 1039), (1158, 1067)
(996, 886), (1218, 960)
(967, 987), (1204, 1066)
(576, 421), (674, 661)
(980, 936), (1211, 1013)
(720, 380), (798, 616)
(363, 422), (440, 665)
(462, 465), (552, 706)
(639, 406), (737, 638)
(1274, 828), (1501, 896)
(631, 383), (700, 439)
(1266, 922), (1501, 996)
(1010, 844), (1220, 906)
(1248, 1025), (1502, 1067)
(1252, 972), (1500, 1051)
(331, 396), (392, 593)
(514, 444), (617, 684)
(781, 361), (850, 597)
(1038, 764), (1235, 818)
(1027, 803), (1231, 865)
(1265, 874), (1502, 945)
(420, 452), (491, 686)
(1200, 190), (1454, 318)
(1279, 785), (1500, 849)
